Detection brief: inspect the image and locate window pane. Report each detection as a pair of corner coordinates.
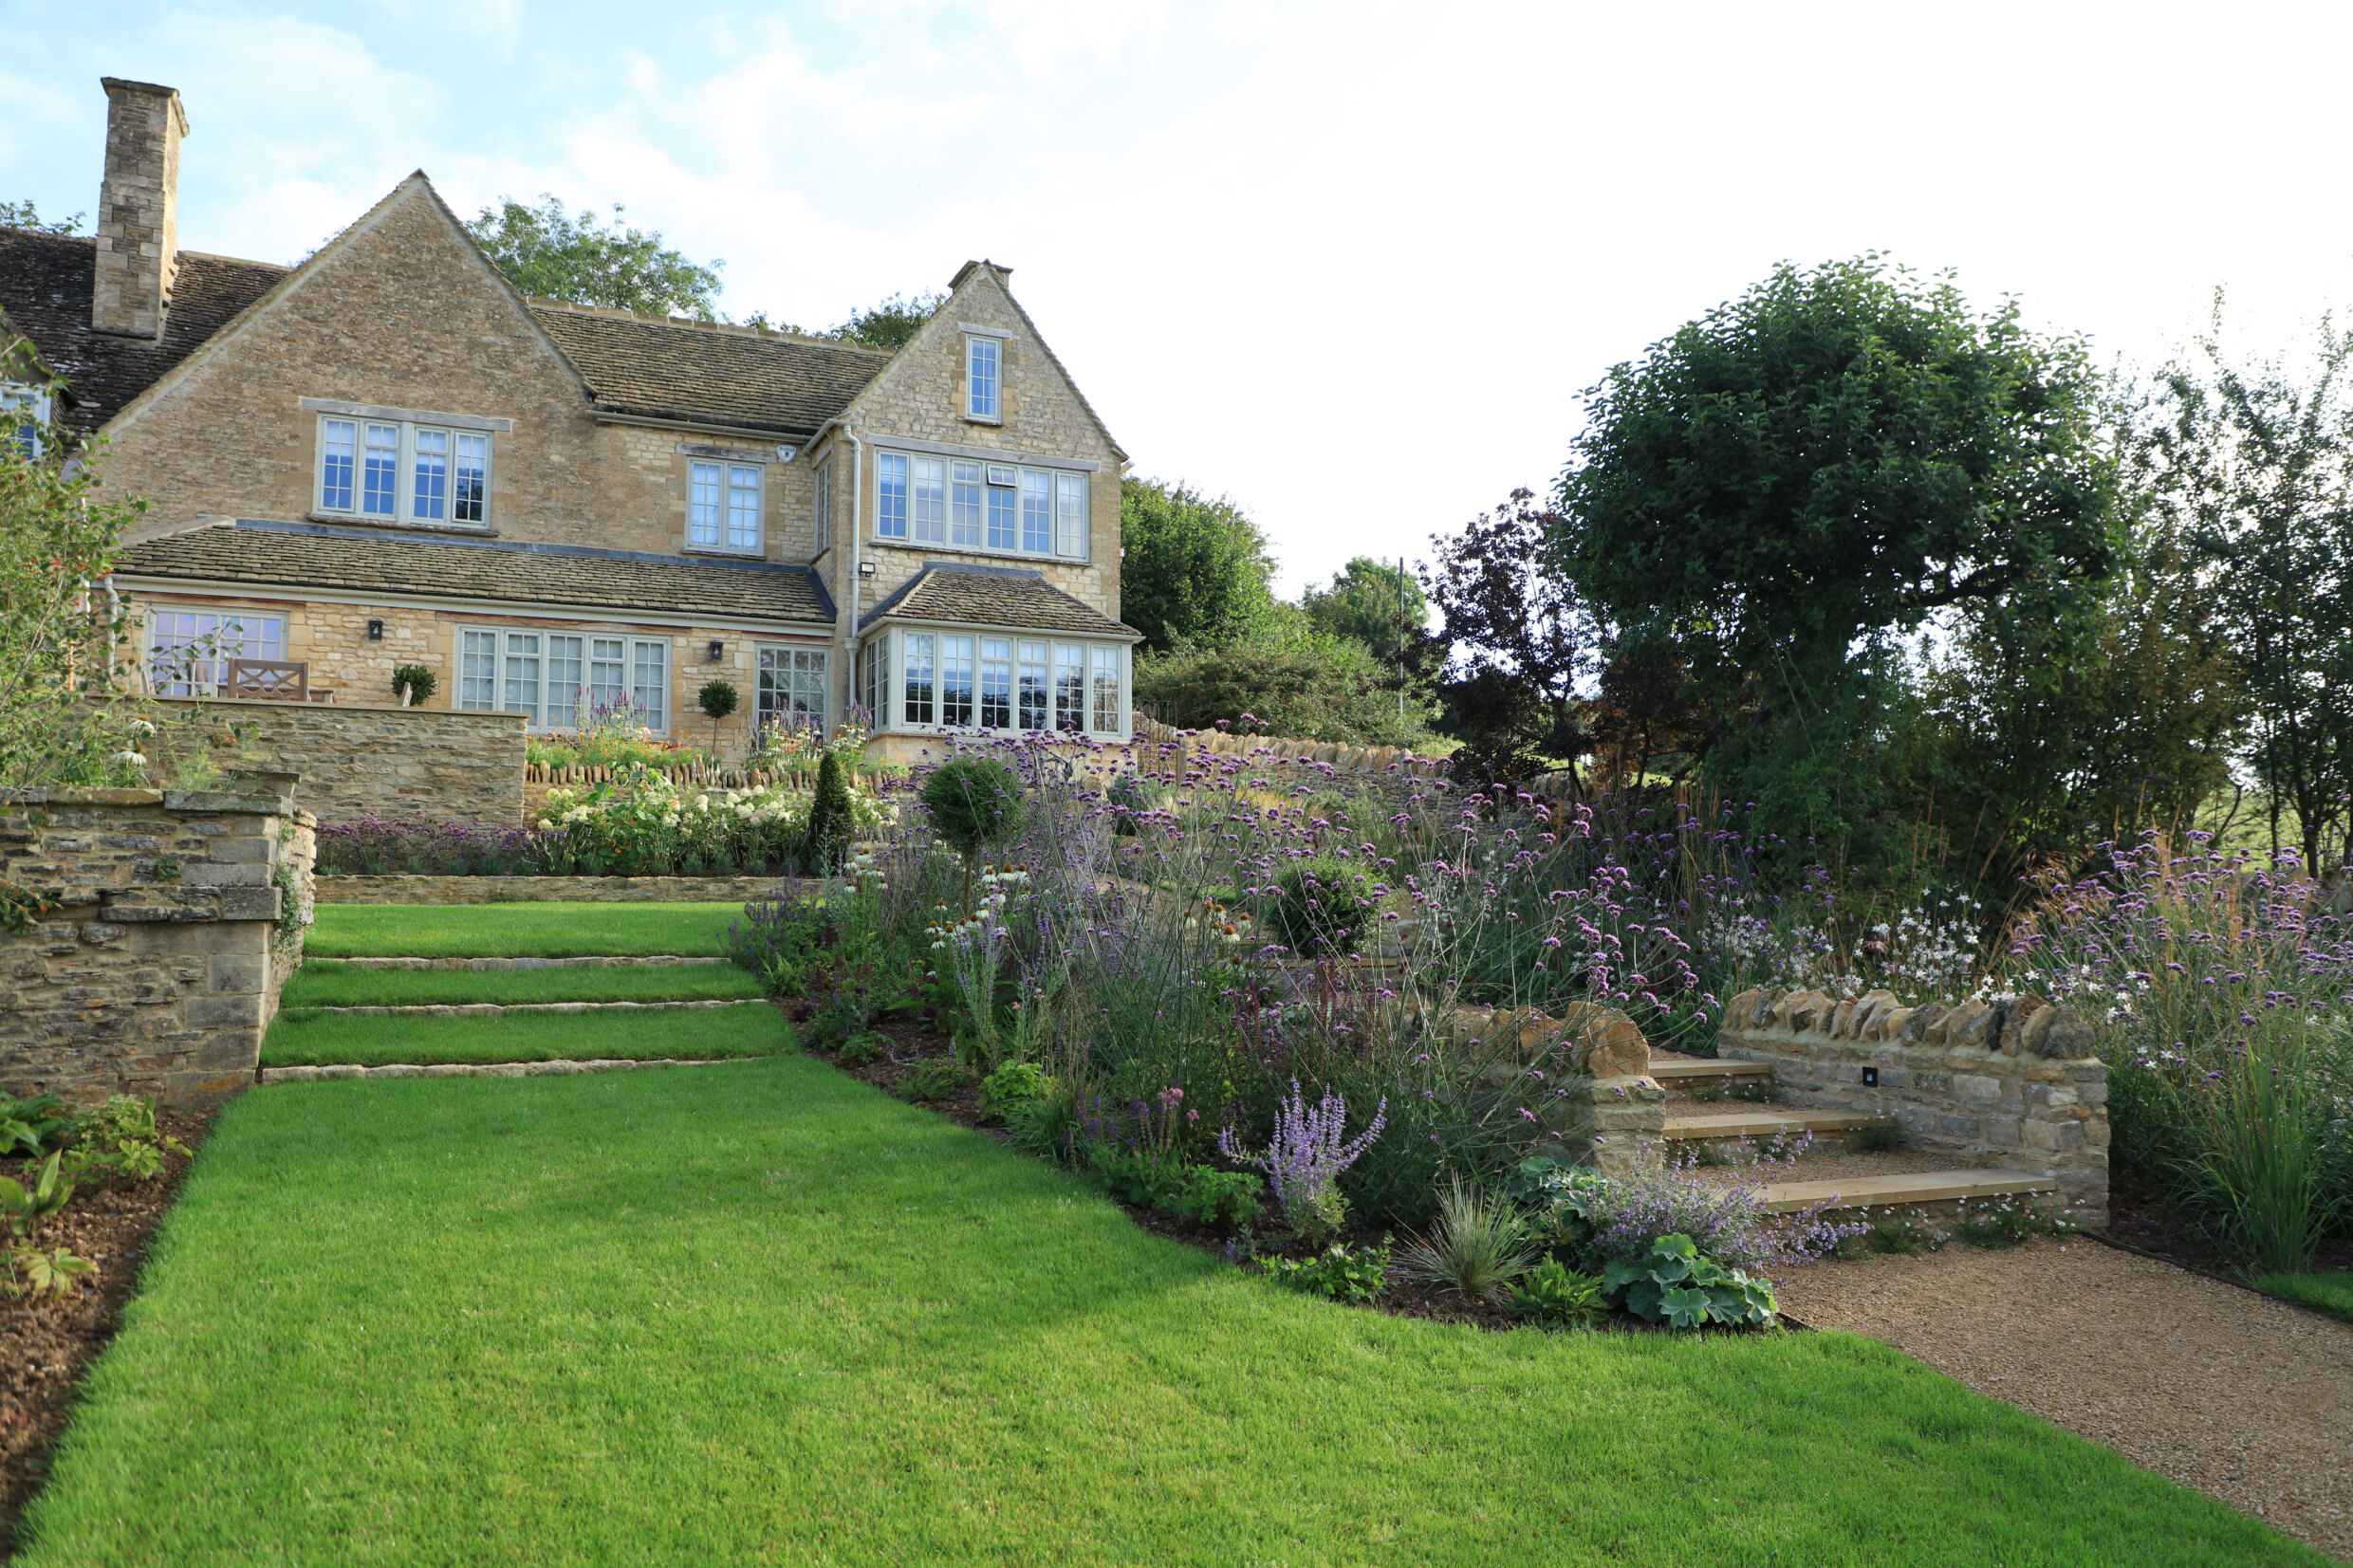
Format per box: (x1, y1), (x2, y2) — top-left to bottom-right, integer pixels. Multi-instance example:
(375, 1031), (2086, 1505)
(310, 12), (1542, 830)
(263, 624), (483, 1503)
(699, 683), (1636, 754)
(941, 635), (974, 727)
(814, 459), (832, 549)
(589, 637), (628, 723)
(502, 632), (541, 725)
(454, 433), (489, 524)
(1056, 471), (1086, 558)
(413, 428), (449, 521)
(913, 457), (947, 544)
(868, 636), (889, 727)
(460, 629), (498, 711)
(690, 462), (722, 547)
(546, 636), (583, 727)
(968, 336), (999, 420)
(1021, 470), (1051, 553)
(363, 423), (398, 515)
(903, 633), (935, 726)
(729, 465), (762, 550)
(951, 462), (982, 547)
(980, 637), (1011, 729)
(1093, 646), (1121, 732)
(321, 419), (355, 510)
(986, 481), (1017, 550)
(632, 640), (668, 729)
(877, 452), (908, 539)
(1054, 643), (1085, 731)
(1018, 640), (1049, 730)
(148, 611), (285, 697)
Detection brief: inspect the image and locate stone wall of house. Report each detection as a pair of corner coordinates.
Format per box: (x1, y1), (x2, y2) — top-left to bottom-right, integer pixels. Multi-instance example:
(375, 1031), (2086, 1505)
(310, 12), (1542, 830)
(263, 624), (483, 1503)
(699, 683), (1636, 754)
(0, 784), (314, 1108)
(312, 873), (787, 906)
(149, 695), (527, 825)
(1717, 985), (2109, 1227)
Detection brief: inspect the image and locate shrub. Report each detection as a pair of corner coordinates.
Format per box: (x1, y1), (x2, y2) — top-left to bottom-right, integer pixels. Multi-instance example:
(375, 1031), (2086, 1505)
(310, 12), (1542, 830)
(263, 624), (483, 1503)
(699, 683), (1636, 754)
(391, 664), (436, 705)
(978, 1061), (1053, 1120)
(1166, 1169), (1265, 1231)
(920, 758), (1025, 868)
(1218, 1081), (1386, 1239)
(1601, 1233), (1778, 1329)
(1262, 859), (1377, 958)
(1396, 1178), (1540, 1304)
(803, 751), (855, 875)
(1503, 1258), (1607, 1329)
(1261, 1241), (1391, 1304)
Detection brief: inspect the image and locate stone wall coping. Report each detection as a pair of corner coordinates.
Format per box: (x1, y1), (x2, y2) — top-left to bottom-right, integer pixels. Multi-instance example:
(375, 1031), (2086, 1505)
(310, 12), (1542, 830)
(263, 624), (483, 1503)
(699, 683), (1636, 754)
(151, 694), (529, 723)
(1722, 1026), (2101, 1069)
(160, 789), (293, 815)
(2, 787), (168, 805)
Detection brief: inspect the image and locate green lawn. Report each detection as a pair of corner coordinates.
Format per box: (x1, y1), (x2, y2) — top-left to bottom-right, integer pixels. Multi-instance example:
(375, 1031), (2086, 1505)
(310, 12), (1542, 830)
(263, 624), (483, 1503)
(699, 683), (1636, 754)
(261, 1005), (789, 1068)
(306, 900), (750, 959)
(282, 960), (767, 1008)
(2252, 1270), (2353, 1324)
(19, 1058), (2317, 1566)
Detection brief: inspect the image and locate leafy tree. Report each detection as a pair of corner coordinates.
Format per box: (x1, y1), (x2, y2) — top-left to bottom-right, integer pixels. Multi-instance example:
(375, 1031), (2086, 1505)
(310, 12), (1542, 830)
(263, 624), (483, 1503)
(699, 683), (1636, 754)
(1117, 477), (1279, 652)
(1554, 256), (2114, 864)
(0, 201), (83, 235)
(1134, 636), (1430, 749)
(2139, 303), (2353, 872)
(463, 195), (723, 318)
(1409, 489), (1600, 785)
(1302, 556), (1427, 668)
(824, 291), (944, 351)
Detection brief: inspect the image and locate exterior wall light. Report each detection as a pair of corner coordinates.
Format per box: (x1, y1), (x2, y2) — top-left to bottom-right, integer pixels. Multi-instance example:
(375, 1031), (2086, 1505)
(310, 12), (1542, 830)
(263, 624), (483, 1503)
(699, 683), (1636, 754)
(706, 640), (725, 663)
(366, 619), (384, 641)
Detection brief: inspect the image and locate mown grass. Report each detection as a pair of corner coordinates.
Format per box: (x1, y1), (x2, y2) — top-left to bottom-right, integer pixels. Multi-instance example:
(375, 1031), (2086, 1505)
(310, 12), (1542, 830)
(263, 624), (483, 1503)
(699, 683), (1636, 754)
(261, 1005), (788, 1068)
(2252, 1270), (2353, 1324)
(306, 901), (748, 959)
(19, 1057), (2320, 1566)
(282, 960), (766, 1008)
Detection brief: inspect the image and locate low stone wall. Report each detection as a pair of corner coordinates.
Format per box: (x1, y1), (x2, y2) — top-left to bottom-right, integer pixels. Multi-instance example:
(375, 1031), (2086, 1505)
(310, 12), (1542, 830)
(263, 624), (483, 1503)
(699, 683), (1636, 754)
(1718, 986), (2109, 1227)
(1, 784), (315, 1107)
(1443, 1001), (1664, 1174)
(314, 874), (792, 905)
(152, 696), (527, 825)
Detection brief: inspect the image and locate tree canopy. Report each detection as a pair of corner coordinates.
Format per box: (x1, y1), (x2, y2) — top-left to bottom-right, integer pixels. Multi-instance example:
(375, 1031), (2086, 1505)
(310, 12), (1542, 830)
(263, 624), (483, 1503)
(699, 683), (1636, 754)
(1117, 477), (1278, 653)
(0, 200), (83, 235)
(1301, 556), (1427, 666)
(464, 195), (724, 318)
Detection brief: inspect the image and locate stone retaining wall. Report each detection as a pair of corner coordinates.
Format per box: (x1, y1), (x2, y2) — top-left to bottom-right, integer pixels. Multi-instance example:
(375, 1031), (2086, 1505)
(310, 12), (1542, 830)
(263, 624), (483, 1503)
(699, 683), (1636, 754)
(1442, 1001), (1664, 1174)
(1718, 985), (2109, 1227)
(314, 873), (793, 905)
(1, 784), (316, 1106)
(151, 696), (526, 825)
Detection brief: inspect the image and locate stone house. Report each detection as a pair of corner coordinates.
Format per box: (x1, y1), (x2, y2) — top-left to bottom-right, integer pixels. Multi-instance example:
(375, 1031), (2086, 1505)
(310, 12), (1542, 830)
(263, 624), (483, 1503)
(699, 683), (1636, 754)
(0, 78), (1139, 766)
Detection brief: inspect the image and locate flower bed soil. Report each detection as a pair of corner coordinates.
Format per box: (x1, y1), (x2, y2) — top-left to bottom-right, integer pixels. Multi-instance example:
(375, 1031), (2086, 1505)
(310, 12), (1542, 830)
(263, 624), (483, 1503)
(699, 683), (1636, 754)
(2103, 1163), (2353, 1278)
(0, 1109), (210, 1552)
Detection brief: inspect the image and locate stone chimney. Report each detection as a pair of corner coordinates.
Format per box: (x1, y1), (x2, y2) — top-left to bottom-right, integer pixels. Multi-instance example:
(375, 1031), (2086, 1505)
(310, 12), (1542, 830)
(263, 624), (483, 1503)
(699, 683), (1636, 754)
(90, 77), (189, 340)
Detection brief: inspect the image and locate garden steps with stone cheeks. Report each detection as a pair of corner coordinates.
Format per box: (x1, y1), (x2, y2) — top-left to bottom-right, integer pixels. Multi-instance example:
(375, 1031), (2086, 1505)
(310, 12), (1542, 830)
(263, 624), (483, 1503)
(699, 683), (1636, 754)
(1751, 1167), (2058, 1215)
(287, 999), (766, 1018)
(1660, 1108), (1882, 1142)
(1645, 1057), (1772, 1083)
(335, 955), (731, 971)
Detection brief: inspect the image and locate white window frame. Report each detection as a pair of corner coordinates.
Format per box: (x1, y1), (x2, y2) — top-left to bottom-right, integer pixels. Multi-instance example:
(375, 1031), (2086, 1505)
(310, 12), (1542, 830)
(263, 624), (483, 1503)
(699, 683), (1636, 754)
(813, 456), (832, 551)
(756, 645), (829, 736)
(689, 459), (765, 555)
(965, 333), (1002, 423)
(870, 449), (1090, 564)
(459, 627), (670, 731)
(868, 625), (1127, 739)
(146, 608), (287, 698)
(3, 383), (52, 457)
(314, 415), (491, 528)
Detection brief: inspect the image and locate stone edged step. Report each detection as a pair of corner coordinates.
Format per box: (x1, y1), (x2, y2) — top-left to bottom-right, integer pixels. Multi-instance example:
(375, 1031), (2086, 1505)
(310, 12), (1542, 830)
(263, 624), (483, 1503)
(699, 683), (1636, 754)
(326, 955), (729, 970)
(285, 999), (769, 1018)
(1755, 1168), (2059, 1214)
(1661, 1109), (1881, 1140)
(1648, 1060), (1774, 1082)
(261, 1058), (734, 1083)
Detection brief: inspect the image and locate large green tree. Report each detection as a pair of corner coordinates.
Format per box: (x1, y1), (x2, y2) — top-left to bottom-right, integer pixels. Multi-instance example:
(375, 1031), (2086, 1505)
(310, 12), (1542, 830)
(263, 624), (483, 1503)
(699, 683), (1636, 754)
(1301, 556), (1427, 667)
(464, 195), (723, 317)
(1117, 477), (1278, 652)
(1555, 256), (2115, 869)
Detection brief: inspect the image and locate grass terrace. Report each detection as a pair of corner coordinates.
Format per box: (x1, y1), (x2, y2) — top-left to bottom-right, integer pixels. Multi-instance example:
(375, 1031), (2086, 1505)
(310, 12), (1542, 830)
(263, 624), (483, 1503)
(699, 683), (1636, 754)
(306, 901), (750, 959)
(281, 960), (767, 1009)
(260, 1005), (790, 1070)
(16, 1059), (2316, 1566)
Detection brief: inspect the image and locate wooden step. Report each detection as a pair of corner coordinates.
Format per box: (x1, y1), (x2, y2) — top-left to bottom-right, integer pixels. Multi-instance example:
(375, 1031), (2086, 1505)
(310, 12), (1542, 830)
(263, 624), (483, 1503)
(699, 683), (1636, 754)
(1754, 1168), (2059, 1214)
(1647, 1059), (1773, 1082)
(1661, 1109), (1881, 1141)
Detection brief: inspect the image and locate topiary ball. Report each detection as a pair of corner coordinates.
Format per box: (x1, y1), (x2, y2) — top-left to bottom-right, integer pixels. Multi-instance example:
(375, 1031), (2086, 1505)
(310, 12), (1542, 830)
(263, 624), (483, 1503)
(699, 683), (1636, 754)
(920, 757), (1026, 859)
(1264, 858), (1377, 957)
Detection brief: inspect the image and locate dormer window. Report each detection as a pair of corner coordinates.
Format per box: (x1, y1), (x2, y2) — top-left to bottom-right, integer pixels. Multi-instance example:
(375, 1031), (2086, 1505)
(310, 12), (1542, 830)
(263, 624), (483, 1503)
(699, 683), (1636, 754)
(312, 406), (495, 528)
(965, 331), (1002, 422)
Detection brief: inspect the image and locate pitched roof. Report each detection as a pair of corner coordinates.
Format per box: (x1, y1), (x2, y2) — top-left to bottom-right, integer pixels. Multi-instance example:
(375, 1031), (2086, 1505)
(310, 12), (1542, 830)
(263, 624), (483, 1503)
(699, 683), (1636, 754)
(0, 229), (287, 432)
(529, 303), (892, 438)
(116, 519), (835, 625)
(861, 563), (1139, 639)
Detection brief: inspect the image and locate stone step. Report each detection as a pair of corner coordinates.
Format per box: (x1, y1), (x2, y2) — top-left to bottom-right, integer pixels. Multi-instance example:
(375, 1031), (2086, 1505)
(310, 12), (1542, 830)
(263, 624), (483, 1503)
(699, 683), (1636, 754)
(260, 1058), (736, 1083)
(283, 999), (769, 1018)
(323, 955), (730, 970)
(1647, 1059), (1774, 1082)
(1754, 1168), (2059, 1214)
(1661, 1109), (1882, 1141)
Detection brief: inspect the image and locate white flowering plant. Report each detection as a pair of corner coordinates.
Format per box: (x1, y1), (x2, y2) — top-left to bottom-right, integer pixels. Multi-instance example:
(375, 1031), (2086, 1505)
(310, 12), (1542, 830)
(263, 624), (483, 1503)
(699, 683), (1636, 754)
(531, 763), (888, 876)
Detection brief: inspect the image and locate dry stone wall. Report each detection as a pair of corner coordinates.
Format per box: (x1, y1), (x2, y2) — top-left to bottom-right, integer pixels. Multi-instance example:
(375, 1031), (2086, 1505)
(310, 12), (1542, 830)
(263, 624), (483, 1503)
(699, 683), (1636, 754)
(0, 784), (315, 1107)
(150, 696), (525, 825)
(1718, 985), (2109, 1227)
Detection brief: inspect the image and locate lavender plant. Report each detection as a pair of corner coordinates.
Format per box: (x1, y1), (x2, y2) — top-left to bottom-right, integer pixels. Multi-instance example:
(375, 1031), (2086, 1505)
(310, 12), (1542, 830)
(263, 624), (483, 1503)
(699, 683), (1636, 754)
(1219, 1080), (1387, 1238)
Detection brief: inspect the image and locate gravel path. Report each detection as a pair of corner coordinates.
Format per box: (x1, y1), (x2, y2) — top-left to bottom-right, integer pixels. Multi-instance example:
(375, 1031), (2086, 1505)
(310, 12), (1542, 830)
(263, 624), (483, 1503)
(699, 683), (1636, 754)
(1775, 1236), (2353, 1560)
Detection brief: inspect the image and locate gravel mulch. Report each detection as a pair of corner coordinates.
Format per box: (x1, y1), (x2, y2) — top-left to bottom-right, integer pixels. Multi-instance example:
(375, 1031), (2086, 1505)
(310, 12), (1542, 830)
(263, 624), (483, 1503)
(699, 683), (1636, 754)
(1775, 1236), (2353, 1561)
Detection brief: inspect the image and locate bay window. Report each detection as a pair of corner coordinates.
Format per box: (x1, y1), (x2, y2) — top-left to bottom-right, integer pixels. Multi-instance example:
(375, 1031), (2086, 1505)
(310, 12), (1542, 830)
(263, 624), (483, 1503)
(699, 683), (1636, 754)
(875, 627), (1125, 737)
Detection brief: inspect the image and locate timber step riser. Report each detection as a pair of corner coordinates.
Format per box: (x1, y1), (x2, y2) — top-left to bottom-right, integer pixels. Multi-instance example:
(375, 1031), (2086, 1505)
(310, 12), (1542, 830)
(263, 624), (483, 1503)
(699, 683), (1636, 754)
(1756, 1168), (2060, 1215)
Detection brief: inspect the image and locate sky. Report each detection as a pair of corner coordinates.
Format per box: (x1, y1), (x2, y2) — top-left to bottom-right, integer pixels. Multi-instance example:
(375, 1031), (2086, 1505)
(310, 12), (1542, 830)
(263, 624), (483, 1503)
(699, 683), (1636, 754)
(5, 0), (2351, 595)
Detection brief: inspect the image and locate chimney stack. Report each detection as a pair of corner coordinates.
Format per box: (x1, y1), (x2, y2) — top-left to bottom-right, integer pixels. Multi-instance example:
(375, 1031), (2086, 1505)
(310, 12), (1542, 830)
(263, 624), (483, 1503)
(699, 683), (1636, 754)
(91, 78), (189, 340)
